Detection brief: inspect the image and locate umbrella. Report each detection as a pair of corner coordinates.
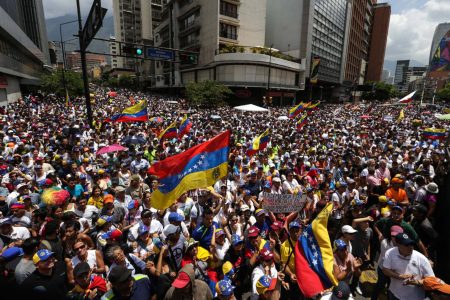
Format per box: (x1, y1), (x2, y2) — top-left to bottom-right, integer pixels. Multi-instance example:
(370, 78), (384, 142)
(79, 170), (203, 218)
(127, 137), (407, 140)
(210, 115), (222, 120)
(122, 136), (146, 145)
(360, 115), (370, 119)
(108, 91), (118, 97)
(437, 114), (450, 120)
(277, 116), (289, 120)
(96, 144), (128, 155)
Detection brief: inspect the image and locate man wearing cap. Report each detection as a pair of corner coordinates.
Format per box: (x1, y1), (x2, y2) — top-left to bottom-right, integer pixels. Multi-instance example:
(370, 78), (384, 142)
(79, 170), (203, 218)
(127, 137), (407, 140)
(20, 249), (68, 299)
(103, 265), (154, 300)
(164, 264), (213, 300)
(67, 261), (107, 300)
(223, 234), (251, 299)
(192, 207), (219, 249)
(280, 221), (302, 294)
(125, 174), (150, 201)
(214, 279), (235, 300)
(0, 217), (30, 247)
(130, 151), (150, 175)
(382, 233), (434, 300)
(255, 275), (278, 300)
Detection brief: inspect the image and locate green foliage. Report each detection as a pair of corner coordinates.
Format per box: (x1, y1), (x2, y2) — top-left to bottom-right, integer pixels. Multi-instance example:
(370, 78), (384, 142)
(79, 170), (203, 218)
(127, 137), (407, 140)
(118, 75), (134, 88)
(362, 81), (397, 101)
(41, 70), (84, 96)
(185, 80), (233, 107)
(437, 83), (450, 101)
(107, 77), (119, 88)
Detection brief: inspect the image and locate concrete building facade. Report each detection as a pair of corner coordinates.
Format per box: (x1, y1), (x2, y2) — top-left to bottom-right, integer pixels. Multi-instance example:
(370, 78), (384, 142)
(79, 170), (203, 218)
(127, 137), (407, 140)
(366, 2), (390, 82)
(0, 0), (48, 105)
(394, 60), (410, 94)
(65, 52), (107, 70)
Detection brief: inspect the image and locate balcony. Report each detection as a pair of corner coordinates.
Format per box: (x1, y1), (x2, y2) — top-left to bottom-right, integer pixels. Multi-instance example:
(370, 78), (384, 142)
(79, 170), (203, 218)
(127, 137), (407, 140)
(179, 19), (201, 36)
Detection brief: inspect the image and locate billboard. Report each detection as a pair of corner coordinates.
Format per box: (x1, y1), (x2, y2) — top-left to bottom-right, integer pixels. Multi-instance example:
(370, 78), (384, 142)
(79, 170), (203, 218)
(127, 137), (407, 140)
(430, 30), (450, 72)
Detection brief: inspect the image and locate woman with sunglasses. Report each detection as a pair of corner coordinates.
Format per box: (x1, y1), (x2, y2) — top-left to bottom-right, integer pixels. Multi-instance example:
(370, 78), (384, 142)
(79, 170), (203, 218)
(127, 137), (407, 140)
(67, 239), (105, 285)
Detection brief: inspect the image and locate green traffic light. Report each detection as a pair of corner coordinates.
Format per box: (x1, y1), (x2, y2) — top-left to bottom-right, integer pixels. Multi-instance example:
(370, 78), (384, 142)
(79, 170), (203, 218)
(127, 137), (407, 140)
(136, 48), (143, 55)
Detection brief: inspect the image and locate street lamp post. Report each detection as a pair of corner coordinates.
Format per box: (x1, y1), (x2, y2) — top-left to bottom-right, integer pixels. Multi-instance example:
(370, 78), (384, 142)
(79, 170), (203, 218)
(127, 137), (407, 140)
(59, 20), (78, 101)
(267, 44), (273, 104)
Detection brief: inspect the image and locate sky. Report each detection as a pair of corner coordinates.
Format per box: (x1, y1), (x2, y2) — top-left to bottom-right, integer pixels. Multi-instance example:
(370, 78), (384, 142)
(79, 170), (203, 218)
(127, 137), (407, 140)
(42, 0), (450, 65)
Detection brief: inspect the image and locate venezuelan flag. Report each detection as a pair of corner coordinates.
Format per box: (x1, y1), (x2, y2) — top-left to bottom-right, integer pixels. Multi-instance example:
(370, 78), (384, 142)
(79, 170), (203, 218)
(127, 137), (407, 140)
(295, 203), (337, 298)
(159, 121), (178, 140)
(105, 100), (148, 122)
(150, 116), (164, 123)
(296, 114), (308, 130)
(423, 128), (446, 140)
(178, 115), (192, 138)
(307, 101), (320, 110)
(148, 131), (230, 209)
(246, 129), (270, 156)
(289, 102), (310, 119)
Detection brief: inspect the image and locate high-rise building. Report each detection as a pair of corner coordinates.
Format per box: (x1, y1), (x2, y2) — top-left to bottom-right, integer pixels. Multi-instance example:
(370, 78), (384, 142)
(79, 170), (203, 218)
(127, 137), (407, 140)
(153, 0), (304, 104)
(394, 60), (409, 94)
(428, 23), (450, 91)
(366, 2), (390, 82)
(0, 0), (49, 104)
(112, 0), (163, 77)
(65, 52), (107, 70)
(381, 69), (390, 82)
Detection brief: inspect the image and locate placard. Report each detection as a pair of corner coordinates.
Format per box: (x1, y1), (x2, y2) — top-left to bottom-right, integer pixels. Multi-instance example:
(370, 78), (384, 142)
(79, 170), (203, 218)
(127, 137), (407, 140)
(262, 192), (307, 213)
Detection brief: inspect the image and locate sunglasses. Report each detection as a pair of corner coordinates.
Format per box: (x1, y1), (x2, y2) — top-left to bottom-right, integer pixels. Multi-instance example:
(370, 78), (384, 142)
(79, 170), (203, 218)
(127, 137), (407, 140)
(74, 244), (86, 252)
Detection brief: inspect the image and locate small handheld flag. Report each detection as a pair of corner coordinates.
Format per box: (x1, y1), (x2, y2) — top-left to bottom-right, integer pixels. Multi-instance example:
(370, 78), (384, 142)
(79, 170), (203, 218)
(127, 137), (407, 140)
(246, 129), (270, 156)
(158, 121), (178, 140)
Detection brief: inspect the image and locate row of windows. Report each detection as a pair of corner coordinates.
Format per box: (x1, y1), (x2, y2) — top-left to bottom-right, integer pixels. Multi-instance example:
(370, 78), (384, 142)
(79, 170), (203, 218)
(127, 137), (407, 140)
(0, 39), (42, 73)
(220, 23), (238, 40)
(220, 0), (238, 18)
(179, 12), (199, 31)
(179, 32), (199, 48)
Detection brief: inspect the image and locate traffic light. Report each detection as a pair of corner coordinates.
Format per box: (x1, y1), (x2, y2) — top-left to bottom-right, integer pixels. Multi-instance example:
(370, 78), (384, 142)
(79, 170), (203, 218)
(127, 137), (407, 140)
(135, 47), (143, 56)
(122, 45), (143, 56)
(180, 53), (198, 64)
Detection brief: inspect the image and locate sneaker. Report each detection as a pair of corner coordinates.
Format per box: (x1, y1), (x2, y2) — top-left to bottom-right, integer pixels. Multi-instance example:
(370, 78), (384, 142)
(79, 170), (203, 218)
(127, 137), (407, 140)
(356, 286), (362, 295)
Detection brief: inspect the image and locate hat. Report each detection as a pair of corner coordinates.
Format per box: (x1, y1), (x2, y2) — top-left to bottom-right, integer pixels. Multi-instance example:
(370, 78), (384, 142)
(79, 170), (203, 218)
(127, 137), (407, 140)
(222, 261), (235, 276)
(248, 226), (260, 238)
(425, 182), (439, 194)
(172, 271), (191, 288)
(130, 174), (140, 181)
(138, 225), (149, 236)
(11, 203), (25, 210)
(255, 209), (267, 217)
(215, 228), (225, 238)
(392, 206), (404, 213)
(141, 209), (152, 218)
(231, 234), (243, 246)
(152, 238), (164, 254)
(216, 280), (235, 296)
(127, 200), (139, 210)
(114, 186), (125, 193)
(73, 261), (91, 277)
(289, 221), (301, 229)
(264, 182), (271, 189)
(16, 183), (29, 190)
(168, 212), (185, 223)
(101, 229), (122, 241)
(423, 276), (450, 295)
(108, 265), (132, 284)
(272, 177), (281, 183)
(0, 217), (13, 226)
(334, 239), (347, 251)
(1, 246), (23, 262)
(103, 194), (114, 204)
(185, 238), (199, 252)
(378, 195), (388, 203)
(96, 215), (112, 226)
(395, 233), (415, 246)
(341, 225), (357, 234)
(240, 204), (250, 212)
(34, 164), (42, 170)
(270, 221), (283, 231)
(390, 225), (404, 237)
(197, 246), (211, 261)
(413, 204), (428, 215)
(331, 281), (351, 300)
(163, 224), (180, 237)
(259, 249), (274, 261)
(256, 275), (277, 295)
(97, 169), (105, 175)
(32, 249), (55, 264)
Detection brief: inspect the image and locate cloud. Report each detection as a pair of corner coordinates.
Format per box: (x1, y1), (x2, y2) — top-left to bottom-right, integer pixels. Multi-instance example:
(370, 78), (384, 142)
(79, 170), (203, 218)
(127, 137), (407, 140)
(385, 0), (450, 64)
(42, 0), (113, 19)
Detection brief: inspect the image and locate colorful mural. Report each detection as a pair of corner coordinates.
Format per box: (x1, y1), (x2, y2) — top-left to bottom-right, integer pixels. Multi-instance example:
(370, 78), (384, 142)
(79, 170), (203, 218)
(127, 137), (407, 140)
(430, 30), (450, 72)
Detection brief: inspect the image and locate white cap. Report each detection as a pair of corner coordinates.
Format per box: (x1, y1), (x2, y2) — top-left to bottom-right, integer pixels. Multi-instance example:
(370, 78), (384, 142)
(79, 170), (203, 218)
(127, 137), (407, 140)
(163, 224), (180, 237)
(240, 204), (250, 211)
(342, 225), (357, 234)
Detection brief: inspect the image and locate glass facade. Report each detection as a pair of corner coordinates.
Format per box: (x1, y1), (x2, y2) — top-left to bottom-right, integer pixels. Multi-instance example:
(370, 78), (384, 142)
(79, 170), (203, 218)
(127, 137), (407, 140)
(311, 0), (347, 83)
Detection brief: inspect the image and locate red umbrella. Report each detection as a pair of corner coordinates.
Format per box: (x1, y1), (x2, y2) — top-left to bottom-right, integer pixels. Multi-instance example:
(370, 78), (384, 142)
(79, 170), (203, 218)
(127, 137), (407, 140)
(108, 91), (118, 97)
(360, 115), (370, 119)
(96, 144), (128, 155)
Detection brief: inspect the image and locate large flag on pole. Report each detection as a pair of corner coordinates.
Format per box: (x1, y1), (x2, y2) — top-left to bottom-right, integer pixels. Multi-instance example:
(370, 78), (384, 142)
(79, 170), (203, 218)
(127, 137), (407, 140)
(295, 203), (338, 298)
(398, 91), (416, 104)
(423, 128), (446, 140)
(289, 102), (310, 119)
(158, 121), (178, 140)
(105, 100), (148, 122)
(246, 129), (270, 156)
(148, 131), (230, 209)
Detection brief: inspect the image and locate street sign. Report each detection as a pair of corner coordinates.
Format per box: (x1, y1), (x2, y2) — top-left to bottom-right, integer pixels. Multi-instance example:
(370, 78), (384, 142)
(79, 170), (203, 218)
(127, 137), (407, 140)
(81, 0), (107, 50)
(146, 48), (174, 60)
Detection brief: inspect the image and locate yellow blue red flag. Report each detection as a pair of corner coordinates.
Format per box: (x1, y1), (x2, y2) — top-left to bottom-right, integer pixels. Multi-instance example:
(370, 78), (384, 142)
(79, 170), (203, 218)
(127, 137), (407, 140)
(158, 121), (178, 140)
(105, 100), (148, 122)
(246, 129), (270, 156)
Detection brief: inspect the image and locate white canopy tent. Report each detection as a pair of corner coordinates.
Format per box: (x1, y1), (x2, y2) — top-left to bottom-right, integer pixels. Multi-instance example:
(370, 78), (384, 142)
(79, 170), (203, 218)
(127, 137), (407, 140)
(233, 104), (269, 112)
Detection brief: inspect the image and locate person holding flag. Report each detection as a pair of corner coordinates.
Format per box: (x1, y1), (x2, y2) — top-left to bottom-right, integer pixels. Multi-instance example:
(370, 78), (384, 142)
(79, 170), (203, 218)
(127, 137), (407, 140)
(178, 115), (192, 139)
(158, 121), (178, 140)
(246, 129), (270, 156)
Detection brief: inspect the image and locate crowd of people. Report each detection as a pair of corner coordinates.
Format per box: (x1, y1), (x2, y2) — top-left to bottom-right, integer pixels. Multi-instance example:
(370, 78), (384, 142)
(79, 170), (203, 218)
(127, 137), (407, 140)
(0, 87), (449, 300)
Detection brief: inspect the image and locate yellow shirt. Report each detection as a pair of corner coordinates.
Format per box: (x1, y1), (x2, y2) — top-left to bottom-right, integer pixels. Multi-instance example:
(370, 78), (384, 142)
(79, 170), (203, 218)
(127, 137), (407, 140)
(88, 196), (104, 209)
(281, 238), (296, 273)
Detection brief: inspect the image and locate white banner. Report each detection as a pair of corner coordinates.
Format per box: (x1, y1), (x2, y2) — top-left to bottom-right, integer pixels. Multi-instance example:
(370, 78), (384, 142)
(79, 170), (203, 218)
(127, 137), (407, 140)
(262, 192), (308, 213)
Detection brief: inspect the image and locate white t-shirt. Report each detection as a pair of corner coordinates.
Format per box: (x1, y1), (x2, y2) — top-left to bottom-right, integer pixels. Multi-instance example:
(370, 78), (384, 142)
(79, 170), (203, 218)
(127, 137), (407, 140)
(4, 226), (31, 241)
(215, 239), (230, 261)
(74, 205), (99, 226)
(383, 247), (434, 300)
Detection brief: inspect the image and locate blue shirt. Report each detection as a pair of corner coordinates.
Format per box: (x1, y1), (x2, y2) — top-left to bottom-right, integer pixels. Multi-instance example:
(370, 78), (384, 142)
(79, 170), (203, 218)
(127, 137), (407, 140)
(192, 221), (219, 248)
(65, 184), (84, 198)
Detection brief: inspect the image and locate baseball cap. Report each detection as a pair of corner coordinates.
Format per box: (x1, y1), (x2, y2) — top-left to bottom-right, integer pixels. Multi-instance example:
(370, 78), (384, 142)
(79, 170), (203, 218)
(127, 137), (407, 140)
(168, 212), (185, 223)
(395, 233), (415, 246)
(73, 261), (91, 277)
(184, 238), (199, 252)
(331, 281), (351, 300)
(96, 215), (113, 226)
(255, 209), (267, 217)
(392, 206), (404, 213)
(270, 221), (283, 231)
(114, 186), (126, 193)
(390, 225), (404, 237)
(240, 204), (250, 212)
(138, 225), (149, 236)
(101, 229), (122, 241)
(127, 200), (139, 210)
(259, 249), (274, 261)
(222, 261), (235, 276)
(1, 246), (23, 262)
(231, 234), (243, 246)
(16, 183), (29, 190)
(108, 265), (132, 284)
(423, 276), (450, 295)
(163, 224), (180, 237)
(341, 225), (357, 234)
(216, 280), (235, 296)
(10, 203), (25, 210)
(412, 204), (428, 215)
(256, 275), (277, 295)
(172, 271), (191, 288)
(272, 177), (281, 183)
(378, 195), (388, 203)
(32, 249), (55, 264)
(215, 228), (225, 238)
(334, 239), (347, 251)
(289, 221), (301, 229)
(248, 226), (260, 238)
(103, 194), (114, 204)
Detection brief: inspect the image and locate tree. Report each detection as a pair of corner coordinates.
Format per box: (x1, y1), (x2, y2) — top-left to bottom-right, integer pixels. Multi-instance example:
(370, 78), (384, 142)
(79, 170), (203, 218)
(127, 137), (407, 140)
(185, 80), (233, 107)
(41, 70), (84, 96)
(437, 83), (450, 102)
(118, 75), (134, 88)
(362, 81), (397, 101)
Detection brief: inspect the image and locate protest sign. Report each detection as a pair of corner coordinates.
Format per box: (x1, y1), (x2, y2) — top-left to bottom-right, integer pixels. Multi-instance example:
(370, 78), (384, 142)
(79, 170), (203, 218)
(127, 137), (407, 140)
(262, 192), (307, 213)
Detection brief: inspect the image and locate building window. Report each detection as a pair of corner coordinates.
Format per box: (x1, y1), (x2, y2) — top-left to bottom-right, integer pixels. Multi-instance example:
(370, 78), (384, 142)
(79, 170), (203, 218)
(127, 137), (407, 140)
(180, 32), (199, 48)
(180, 12), (198, 31)
(220, 1), (238, 18)
(220, 23), (237, 40)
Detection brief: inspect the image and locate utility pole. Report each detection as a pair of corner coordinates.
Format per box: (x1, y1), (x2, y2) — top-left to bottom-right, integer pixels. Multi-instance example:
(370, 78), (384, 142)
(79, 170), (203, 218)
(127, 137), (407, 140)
(59, 20), (78, 102)
(76, 0), (93, 128)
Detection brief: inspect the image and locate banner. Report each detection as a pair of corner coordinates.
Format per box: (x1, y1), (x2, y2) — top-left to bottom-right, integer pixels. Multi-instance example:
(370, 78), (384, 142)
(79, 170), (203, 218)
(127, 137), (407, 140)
(310, 57), (320, 84)
(262, 192), (307, 213)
